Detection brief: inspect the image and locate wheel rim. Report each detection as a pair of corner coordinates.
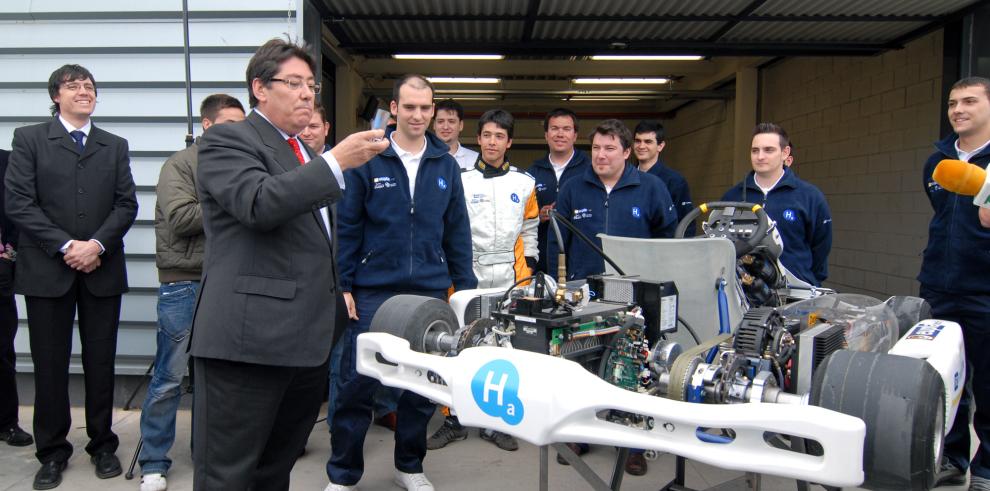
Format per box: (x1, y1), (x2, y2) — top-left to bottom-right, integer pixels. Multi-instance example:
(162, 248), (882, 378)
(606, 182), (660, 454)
(421, 318), (454, 354)
(933, 399), (945, 473)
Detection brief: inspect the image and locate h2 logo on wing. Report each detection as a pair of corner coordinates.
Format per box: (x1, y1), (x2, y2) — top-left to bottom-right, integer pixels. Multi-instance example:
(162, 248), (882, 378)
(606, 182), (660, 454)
(471, 360), (525, 425)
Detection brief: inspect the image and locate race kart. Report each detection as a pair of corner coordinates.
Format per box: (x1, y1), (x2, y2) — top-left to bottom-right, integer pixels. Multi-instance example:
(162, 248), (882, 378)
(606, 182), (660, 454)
(355, 202), (964, 490)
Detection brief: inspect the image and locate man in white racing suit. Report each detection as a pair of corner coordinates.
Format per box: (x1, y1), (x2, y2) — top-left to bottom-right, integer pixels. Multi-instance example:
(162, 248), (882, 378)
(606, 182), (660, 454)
(427, 109), (538, 451)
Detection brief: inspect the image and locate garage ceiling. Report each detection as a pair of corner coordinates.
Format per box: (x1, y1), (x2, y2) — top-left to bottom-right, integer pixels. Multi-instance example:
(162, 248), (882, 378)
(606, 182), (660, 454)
(313, 0), (987, 114)
(317, 0), (983, 56)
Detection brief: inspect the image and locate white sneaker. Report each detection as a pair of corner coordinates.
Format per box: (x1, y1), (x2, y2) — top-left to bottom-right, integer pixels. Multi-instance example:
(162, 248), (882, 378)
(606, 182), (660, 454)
(139, 473), (167, 491)
(323, 483), (356, 491)
(393, 470), (434, 491)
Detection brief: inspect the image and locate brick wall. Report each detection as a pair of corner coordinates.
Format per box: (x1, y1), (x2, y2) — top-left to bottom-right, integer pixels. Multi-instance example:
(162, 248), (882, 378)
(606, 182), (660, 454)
(758, 31), (944, 297)
(663, 99), (738, 206)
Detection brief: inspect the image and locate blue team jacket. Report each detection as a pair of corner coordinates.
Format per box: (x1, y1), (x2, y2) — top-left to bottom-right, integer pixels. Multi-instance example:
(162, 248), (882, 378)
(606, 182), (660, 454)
(721, 169), (832, 286)
(918, 134), (990, 295)
(550, 164), (677, 280)
(643, 158), (695, 237)
(529, 150), (591, 272)
(337, 127), (477, 292)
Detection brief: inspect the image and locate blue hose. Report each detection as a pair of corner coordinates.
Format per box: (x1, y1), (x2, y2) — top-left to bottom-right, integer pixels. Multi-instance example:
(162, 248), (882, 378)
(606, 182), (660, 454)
(706, 278), (731, 363)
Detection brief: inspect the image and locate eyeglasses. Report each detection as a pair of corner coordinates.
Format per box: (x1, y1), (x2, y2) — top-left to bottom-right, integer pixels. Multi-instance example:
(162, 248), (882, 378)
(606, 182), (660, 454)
(270, 78), (321, 94)
(63, 82), (96, 93)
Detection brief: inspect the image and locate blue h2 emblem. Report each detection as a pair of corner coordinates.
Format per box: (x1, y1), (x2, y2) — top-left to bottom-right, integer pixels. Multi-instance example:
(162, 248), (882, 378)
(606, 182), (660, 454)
(510, 193), (520, 203)
(782, 209), (796, 222)
(438, 177), (448, 190)
(471, 360), (525, 425)
(631, 206), (641, 218)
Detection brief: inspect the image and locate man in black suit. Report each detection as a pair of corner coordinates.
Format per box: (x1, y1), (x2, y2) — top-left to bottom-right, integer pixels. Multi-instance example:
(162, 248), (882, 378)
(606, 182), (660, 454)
(5, 64), (138, 489)
(190, 38), (387, 489)
(0, 148), (33, 450)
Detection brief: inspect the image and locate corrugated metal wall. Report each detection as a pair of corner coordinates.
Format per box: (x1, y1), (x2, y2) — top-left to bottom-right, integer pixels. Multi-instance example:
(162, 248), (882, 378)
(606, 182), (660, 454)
(0, 0), (309, 374)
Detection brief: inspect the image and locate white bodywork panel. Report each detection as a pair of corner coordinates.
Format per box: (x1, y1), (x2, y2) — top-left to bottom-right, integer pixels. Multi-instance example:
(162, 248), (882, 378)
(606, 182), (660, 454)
(889, 319), (966, 434)
(357, 332), (867, 487)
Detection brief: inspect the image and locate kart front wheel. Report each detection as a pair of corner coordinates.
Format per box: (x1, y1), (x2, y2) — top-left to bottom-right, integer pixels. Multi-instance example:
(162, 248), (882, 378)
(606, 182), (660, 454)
(811, 349), (945, 490)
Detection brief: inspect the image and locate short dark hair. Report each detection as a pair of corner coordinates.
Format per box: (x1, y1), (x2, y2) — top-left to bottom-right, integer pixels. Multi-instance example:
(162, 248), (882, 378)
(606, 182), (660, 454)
(477, 109), (514, 139)
(392, 74), (434, 104)
(543, 108), (579, 132)
(752, 122), (790, 150)
(48, 64), (96, 116)
(199, 94), (244, 123)
(435, 99), (464, 121)
(633, 120), (665, 143)
(245, 37), (316, 108)
(951, 77), (990, 100)
(313, 101), (328, 124)
(589, 119), (632, 150)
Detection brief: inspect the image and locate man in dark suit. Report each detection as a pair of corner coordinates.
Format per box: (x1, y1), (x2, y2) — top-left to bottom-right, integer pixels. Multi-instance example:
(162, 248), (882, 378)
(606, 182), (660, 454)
(0, 148), (33, 450)
(190, 38), (387, 490)
(5, 64), (138, 489)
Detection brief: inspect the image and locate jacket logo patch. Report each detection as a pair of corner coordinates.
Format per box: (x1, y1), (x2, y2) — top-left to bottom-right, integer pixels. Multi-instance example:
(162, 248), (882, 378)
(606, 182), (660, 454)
(470, 193), (490, 204)
(782, 209), (797, 222)
(631, 206), (641, 218)
(510, 193), (520, 203)
(572, 208), (592, 220)
(373, 176), (397, 189)
(535, 183), (547, 192)
(927, 180), (943, 193)
(438, 177), (448, 190)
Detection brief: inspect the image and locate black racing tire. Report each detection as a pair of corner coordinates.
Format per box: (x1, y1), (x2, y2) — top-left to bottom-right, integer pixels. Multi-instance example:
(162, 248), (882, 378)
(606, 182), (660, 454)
(369, 295), (459, 354)
(810, 350), (945, 490)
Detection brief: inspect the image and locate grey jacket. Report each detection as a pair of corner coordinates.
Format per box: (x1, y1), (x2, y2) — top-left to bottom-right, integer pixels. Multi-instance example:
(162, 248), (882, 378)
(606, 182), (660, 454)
(155, 139), (204, 283)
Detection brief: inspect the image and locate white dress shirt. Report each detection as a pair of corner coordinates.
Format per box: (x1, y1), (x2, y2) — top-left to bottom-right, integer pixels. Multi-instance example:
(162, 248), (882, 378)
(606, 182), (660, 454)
(451, 142), (480, 171)
(390, 133), (428, 198)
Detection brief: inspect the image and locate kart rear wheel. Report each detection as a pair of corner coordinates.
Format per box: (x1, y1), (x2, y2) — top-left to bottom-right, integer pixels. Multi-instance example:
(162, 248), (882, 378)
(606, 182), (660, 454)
(810, 349), (945, 490)
(369, 295), (459, 354)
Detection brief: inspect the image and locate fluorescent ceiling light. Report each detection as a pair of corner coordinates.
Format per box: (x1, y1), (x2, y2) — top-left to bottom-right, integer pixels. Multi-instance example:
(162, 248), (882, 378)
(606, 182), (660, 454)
(565, 97), (641, 101)
(428, 77), (500, 84)
(452, 96), (499, 100)
(573, 78), (669, 84)
(591, 55), (703, 61)
(394, 54), (504, 60)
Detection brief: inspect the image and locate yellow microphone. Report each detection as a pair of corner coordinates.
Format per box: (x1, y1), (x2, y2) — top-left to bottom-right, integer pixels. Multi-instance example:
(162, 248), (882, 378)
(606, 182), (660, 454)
(933, 159), (987, 196)
(933, 159), (990, 208)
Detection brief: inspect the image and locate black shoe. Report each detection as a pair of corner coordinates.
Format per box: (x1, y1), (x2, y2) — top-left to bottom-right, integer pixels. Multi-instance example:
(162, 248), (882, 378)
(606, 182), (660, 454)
(556, 442), (588, 465)
(625, 452), (647, 476)
(91, 451), (122, 479)
(480, 430), (519, 451)
(0, 424), (33, 446)
(936, 458), (967, 487)
(426, 423), (468, 450)
(33, 461), (66, 490)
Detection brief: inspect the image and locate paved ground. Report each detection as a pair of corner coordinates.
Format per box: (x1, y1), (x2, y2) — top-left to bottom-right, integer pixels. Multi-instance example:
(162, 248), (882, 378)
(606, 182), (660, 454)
(0, 403), (973, 491)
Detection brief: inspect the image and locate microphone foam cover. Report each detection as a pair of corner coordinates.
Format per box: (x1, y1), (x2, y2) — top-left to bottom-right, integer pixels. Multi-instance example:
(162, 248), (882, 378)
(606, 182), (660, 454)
(933, 159), (986, 196)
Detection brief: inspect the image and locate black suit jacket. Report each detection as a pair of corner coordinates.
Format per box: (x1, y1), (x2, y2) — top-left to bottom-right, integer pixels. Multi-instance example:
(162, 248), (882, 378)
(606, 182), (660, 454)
(0, 150), (18, 249)
(191, 111), (343, 367)
(5, 119), (138, 297)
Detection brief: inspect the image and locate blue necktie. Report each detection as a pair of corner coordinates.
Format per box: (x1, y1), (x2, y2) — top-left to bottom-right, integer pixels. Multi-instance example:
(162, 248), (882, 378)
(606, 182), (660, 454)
(69, 130), (85, 153)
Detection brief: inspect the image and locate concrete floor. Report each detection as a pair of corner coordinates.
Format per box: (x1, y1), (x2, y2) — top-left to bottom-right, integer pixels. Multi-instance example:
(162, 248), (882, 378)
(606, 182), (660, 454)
(0, 403), (974, 491)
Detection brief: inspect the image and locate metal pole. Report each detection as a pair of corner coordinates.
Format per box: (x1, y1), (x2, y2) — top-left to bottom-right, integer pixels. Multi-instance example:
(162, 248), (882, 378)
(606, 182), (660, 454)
(182, 0), (194, 148)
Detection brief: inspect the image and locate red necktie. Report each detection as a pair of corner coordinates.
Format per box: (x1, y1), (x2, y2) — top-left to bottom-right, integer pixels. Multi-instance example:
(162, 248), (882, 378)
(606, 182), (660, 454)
(286, 137), (306, 165)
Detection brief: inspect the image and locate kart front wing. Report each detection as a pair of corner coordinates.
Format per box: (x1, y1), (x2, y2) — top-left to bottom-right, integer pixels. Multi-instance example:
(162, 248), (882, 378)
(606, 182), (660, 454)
(356, 332), (867, 487)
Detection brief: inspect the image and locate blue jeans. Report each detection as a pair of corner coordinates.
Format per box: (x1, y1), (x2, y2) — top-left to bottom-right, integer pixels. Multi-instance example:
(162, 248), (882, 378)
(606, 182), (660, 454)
(327, 332), (400, 426)
(138, 281), (199, 475)
(327, 289), (442, 485)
